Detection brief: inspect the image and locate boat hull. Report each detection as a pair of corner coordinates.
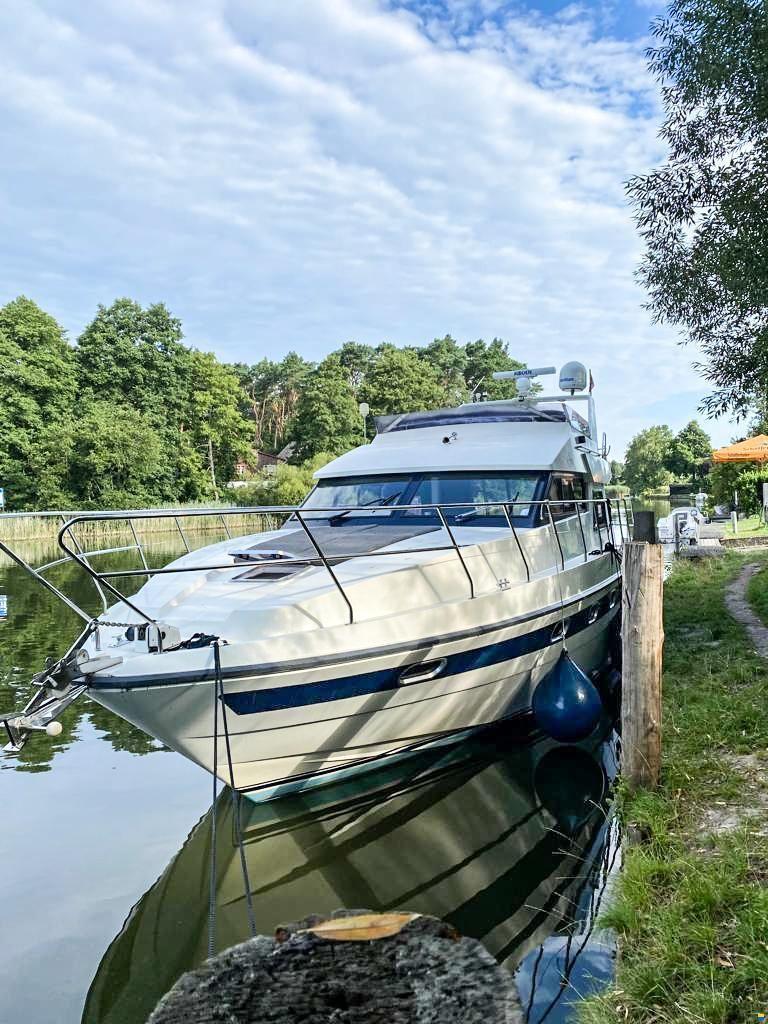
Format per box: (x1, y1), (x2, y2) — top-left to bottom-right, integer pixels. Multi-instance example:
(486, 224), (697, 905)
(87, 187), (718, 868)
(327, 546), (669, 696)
(87, 579), (619, 796)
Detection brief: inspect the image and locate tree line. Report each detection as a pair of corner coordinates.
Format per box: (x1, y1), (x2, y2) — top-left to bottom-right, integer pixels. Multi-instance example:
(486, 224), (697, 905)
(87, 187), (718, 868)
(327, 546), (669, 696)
(617, 421), (713, 495)
(0, 295), (524, 511)
(233, 336), (522, 461)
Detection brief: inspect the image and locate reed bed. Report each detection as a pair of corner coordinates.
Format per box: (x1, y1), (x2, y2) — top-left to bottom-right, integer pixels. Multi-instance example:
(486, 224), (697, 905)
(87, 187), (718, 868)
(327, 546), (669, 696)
(0, 507), (286, 566)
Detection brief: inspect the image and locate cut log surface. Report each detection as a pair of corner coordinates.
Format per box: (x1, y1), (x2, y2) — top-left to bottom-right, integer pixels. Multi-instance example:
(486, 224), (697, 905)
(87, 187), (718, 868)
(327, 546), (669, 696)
(148, 910), (524, 1024)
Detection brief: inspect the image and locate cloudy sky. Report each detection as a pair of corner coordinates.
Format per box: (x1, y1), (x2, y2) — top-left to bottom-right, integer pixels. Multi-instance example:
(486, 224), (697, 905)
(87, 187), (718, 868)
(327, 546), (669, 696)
(0, 0), (739, 456)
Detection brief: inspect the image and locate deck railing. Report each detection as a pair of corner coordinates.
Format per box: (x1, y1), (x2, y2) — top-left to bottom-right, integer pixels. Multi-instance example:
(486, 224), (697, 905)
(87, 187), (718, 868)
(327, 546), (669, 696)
(0, 497), (632, 635)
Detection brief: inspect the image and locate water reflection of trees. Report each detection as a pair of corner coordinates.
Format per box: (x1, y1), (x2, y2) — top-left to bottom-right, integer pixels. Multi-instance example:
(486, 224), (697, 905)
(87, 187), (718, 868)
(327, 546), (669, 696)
(0, 542), (195, 771)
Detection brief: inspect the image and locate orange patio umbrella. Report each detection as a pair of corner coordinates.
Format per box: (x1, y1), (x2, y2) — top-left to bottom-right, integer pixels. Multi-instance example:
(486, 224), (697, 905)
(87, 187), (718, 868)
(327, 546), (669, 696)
(711, 434), (768, 463)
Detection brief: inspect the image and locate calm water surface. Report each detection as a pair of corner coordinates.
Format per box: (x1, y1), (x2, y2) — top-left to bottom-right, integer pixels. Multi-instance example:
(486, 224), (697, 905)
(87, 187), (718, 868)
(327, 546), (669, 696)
(0, 537), (619, 1024)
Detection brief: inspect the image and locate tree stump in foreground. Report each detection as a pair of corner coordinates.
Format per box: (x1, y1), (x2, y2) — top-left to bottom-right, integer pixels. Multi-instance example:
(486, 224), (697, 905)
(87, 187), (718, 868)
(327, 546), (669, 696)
(148, 910), (524, 1024)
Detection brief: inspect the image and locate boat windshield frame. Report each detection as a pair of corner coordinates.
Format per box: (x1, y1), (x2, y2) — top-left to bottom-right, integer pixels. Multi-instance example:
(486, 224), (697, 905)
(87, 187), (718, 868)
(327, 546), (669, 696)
(300, 471), (549, 528)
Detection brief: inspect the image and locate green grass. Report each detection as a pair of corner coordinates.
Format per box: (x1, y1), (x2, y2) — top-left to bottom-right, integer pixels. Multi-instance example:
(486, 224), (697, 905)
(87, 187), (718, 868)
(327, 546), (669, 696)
(582, 555), (768, 1023)
(724, 514), (768, 538)
(747, 564), (768, 623)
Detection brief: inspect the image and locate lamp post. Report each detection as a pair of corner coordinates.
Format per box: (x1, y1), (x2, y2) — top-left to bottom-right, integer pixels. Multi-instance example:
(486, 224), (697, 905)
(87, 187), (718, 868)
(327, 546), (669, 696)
(359, 402), (370, 443)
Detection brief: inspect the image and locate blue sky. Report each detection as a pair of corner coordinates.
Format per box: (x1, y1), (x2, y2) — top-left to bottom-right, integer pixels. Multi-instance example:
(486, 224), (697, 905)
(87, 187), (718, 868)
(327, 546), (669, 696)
(0, 0), (740, 456)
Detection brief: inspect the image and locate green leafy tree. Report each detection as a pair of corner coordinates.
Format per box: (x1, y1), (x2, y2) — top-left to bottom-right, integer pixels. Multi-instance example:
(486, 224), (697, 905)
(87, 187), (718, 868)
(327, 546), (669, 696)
(65, 401), (168, 508)
(628, 0), (768, 419)
(184, 350), (253, 490)
(360, 345), (446, 415)
(76, 299), (189, 419)
(235, 352), (312, 452)
(623, 425), (675, 494)
(609, 460), (624, 484)
(289, 356), (362, 461)
(76, 299), (252, 502)
(710, 461), (768, 514)
(665, 420), (713, 481)
(418, 336), (468, 405)
(336, 342), (375, 395)
(463, 338), (522, 399)
(0, 297), (77, 509)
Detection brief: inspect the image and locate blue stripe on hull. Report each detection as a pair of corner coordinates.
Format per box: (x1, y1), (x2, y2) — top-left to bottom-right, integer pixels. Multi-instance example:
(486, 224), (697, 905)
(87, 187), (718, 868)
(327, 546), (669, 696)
(223, 596), (617, 716)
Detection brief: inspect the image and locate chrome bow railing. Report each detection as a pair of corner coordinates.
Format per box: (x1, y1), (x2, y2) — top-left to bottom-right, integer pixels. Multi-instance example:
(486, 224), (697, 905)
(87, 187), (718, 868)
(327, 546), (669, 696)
(0, 497), (632, 632)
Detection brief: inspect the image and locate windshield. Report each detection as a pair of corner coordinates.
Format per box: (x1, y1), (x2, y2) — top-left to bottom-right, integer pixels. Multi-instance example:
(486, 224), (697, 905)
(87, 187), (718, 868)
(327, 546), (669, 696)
(301, 472), (546, 526)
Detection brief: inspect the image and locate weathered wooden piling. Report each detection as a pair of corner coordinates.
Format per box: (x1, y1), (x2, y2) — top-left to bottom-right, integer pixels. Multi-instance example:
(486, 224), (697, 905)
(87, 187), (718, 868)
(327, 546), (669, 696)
(621, 540), (664, 792)
(148, 911), (523, 1024)
(631, 509), (656, 543)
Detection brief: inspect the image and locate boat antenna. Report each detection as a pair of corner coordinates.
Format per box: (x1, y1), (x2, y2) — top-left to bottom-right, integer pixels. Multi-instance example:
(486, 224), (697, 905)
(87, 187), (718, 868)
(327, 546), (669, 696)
(492, 366), (556, 402)
(469, 376), (488, 402)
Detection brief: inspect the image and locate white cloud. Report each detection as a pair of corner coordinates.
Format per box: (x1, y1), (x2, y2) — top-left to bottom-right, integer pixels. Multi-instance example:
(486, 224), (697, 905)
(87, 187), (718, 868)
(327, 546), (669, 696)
(0, 0), (731, 454)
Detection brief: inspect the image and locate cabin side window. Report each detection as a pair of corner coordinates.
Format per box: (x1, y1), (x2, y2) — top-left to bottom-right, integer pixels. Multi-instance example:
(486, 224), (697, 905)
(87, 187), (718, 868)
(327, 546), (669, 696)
(592, 487), (608, 529)
(546, 474), (587, 520)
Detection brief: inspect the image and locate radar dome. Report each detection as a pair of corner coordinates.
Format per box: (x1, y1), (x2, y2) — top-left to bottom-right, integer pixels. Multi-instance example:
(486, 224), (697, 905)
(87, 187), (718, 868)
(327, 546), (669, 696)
(559, 361), (588, 393)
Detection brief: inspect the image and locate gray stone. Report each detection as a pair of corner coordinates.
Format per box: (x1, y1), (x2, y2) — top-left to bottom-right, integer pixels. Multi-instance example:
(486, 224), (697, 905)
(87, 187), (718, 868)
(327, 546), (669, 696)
(148, 911), (523, 1024)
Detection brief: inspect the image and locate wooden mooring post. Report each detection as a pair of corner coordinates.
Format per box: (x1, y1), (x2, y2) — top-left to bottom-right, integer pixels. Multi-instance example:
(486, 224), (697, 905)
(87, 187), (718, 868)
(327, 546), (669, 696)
(621, 541), (664, 792)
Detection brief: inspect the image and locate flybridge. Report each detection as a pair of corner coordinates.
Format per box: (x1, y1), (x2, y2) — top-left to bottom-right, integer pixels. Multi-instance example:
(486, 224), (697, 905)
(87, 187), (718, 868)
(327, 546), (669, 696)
(378, 405), (567, 434)
(492, 361), (598, 449)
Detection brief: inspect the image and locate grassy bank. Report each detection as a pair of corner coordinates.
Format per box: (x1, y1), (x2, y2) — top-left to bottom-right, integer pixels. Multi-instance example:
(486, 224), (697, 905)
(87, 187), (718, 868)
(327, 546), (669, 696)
(724, 514), (768, 539)
(747, 564), (768, 622)
(583, 555), (768, 1023)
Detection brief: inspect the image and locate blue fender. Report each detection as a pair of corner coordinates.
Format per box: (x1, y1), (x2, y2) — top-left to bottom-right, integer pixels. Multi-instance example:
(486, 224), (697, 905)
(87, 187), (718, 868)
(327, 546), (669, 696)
(532, 650), (603, 742)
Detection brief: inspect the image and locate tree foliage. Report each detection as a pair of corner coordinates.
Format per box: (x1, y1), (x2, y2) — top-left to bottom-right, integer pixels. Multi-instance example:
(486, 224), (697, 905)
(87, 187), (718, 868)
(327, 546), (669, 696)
(65, 401), (167, 509)
(628, 0), (768, 418)
(289, 356), (364, 461)
(624, 425), (675, 493)
(0, 296), (253, 509)
(0, 294), (529, 509)
(360, 345), (446, 415)
(710, 462), (768, 514)
(623, 420), (713, 493)
(185, 349), (254, 487)
(0, 297), (76, 508)
(234, 352), (312, 453)
(463, 338), (523, 400)
(231, 453), (333, 507)
(665, 420), (713, 480)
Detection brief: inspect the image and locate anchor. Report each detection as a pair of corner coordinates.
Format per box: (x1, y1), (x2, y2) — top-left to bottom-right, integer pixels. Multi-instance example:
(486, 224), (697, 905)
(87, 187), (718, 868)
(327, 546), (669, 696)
(1, 647), (122, 753)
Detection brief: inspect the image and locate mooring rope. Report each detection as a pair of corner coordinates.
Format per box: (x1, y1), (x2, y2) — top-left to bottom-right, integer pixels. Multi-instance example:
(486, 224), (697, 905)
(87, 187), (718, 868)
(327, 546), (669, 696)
(207, 650), (220, 959)
(214, 640), (257, 939)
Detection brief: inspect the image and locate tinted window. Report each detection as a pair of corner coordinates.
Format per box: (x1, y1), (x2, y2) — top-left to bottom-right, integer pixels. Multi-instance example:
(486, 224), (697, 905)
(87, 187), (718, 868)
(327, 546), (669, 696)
(407, 473), (542, 522)
(547, 475), (588, 520)
(302, 472), (545, 526)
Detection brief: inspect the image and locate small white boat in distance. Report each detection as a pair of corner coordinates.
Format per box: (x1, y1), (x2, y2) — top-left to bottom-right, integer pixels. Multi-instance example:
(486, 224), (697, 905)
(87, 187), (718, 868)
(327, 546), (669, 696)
(657, 507), (701, 546)
(1, 362), (630, 799)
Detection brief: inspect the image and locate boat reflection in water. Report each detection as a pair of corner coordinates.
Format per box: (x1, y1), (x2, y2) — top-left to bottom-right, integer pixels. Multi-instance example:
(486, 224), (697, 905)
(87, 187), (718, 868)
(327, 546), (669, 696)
(82, 720), (619, 1024)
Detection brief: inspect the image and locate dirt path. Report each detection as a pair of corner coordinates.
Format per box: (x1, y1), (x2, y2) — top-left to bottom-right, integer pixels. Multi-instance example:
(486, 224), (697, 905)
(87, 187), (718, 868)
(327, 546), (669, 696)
(724, 562), (768, 657)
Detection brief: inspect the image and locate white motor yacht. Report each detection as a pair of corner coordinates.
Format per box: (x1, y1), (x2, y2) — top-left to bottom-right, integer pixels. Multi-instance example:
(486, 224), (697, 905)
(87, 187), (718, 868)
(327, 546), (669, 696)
(1, 362), (629, 798)
(657, 507), (701, 546)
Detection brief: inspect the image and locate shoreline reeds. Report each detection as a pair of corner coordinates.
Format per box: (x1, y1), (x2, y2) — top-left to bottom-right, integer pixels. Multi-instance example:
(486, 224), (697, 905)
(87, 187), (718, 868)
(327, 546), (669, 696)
(0, 507), (282, 564)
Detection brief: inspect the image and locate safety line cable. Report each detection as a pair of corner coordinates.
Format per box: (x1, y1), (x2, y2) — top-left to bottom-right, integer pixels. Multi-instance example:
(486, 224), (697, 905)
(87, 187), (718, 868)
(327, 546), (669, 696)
(214, 640), (257, 939)
(207, 653), (219, 959)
